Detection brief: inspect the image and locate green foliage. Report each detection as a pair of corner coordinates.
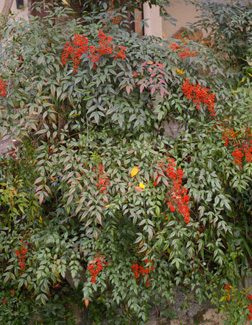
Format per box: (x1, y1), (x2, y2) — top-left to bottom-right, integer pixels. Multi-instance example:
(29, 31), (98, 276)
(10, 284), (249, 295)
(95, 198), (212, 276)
(0, 277), (75, 324)
(218, 285), (252, 325)
(0, 2), (252, 323)
(190, 0), (252, 69)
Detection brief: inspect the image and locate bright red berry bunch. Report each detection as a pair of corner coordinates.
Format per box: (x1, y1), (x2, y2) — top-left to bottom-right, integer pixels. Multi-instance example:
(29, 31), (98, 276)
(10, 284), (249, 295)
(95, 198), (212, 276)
(224, 283), (231, 290)
(232, 142), (252, 169)
(94, 164), (110, 193)
(87, 259), (106, 284)
(247, 295), (252, 320)
(0, 80), (6, 97)
(165, 158), (190, 224)
(222, 127), (252, 169)
(182, 79), (216, 117)
(15, 239), (28, 270)
(61, 34), (88, 73)
(170, 43), (195, 58)
(96, 30), (126, 61)
(248, 305), (252, 321)
(131, 259), (154, 287)
(62, 30), (126, 72)
(154, 158), (190, 224)
(232, 146), (244, 169)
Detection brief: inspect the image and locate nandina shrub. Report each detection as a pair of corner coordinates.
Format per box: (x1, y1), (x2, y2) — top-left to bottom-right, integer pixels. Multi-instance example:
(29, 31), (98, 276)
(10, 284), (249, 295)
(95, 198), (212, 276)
(1, 2), (252, 323)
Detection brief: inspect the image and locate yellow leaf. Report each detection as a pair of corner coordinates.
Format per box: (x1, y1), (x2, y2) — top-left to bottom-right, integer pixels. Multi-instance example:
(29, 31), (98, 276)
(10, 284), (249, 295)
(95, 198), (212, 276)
(62, 0), (70, 6)
(51, 176), (56, 182)
(139, 182), (145, 189)
(131, 166), (139, 177)
(55, 269), (60, 277)
(39, 216), (43, 223)
(176, 69), (183, 75)
(105, 205), (111, 208)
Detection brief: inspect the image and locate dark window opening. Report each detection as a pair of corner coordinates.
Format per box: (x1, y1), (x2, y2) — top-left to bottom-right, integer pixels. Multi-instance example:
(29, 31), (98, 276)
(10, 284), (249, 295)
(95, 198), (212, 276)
(16, 0), (24, 9)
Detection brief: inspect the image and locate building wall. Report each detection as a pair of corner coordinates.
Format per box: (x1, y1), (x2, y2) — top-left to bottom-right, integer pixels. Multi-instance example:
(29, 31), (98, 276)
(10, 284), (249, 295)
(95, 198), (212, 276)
(143, 0), (201, 39)
(0, 0), (29, 19)
(143, 3), (163, 37)
(162, 0), (200, 38)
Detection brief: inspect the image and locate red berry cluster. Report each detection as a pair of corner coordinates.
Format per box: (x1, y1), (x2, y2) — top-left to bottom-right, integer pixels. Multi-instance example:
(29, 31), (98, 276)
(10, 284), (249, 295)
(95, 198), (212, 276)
(131, 259), (154, 287)
(222, 126), (252, 169)
(224, 283), (231, 290)
(224, 283), (231, 300)
(61, 34), (88, 73)
(222, 128), (236, 147)
(182, 79), (216, 117)
(247, 295), (252, 320)
(0, 80), (6, 97)
(154, 158), (190, 224)
(232, 146), (244, 169)
(94, 164), (110, 193)
(62, 30), (126, 72)
(15, 239), (28, 270)
(170, 43), (195, 58)
(87, 259), (106, 284)
(232, 142), (252, 169)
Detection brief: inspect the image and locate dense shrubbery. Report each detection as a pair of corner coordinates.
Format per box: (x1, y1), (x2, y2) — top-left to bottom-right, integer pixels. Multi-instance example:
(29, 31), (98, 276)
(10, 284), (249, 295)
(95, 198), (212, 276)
(191, 0), (252, 69)
(0, 1), (252, 323)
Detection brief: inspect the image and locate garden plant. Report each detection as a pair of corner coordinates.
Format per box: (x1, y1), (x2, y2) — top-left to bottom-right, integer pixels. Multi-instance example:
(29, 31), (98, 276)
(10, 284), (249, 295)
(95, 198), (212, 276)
(0, 0), (252, 323)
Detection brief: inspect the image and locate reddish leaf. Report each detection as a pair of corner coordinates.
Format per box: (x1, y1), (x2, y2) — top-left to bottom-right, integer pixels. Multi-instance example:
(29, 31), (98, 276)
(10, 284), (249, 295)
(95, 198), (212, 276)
(126, 85), (131, 95)
(35, 177), (43, 184)
(134, 186), (144, 192)
(140, 84), (145, 93)
(39, 193), (44, 205)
